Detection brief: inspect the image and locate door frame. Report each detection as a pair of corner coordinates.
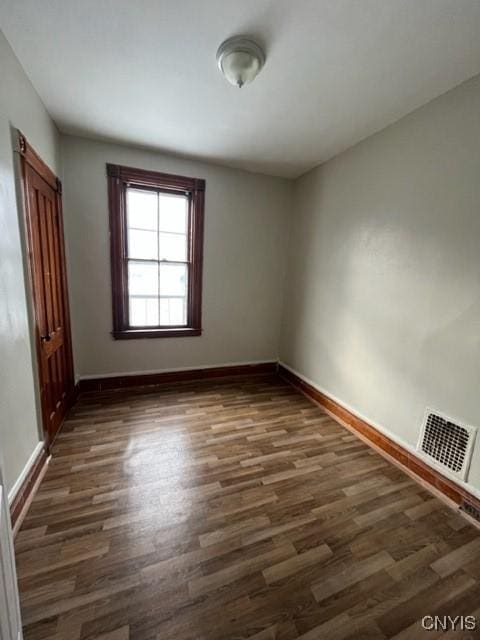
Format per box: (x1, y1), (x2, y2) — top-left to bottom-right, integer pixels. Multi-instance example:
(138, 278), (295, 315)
(16, 130), (75, 451)
(0, 458), (23, 640)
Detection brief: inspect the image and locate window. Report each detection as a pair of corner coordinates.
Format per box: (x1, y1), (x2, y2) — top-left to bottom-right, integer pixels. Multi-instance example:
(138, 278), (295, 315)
(107, 164), (205, 339)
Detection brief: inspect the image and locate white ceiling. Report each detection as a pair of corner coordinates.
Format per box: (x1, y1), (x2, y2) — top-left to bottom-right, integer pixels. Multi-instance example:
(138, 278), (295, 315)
(2, 1), (480, 178)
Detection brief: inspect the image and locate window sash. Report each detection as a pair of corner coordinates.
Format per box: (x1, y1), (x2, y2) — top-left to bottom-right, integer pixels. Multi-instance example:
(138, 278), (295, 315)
(126, 258), (190, 329)
(125, 187), (190, 329)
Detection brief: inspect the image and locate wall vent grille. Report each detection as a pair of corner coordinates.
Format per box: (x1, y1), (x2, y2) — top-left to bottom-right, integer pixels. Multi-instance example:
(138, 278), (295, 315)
(417, 410), (476, 482)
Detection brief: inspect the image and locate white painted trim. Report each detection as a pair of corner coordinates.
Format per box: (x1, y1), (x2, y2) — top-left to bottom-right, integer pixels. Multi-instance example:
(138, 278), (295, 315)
(11, 454), (49, 539)
(279, 360), (480, 502)
(7, 442), (44, 505)
(78, 359), (276, 381)
(0, 480), (23, 640)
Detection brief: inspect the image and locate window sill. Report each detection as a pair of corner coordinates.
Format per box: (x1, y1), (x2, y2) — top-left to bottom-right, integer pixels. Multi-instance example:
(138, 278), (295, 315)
(112, 328), (202, 340)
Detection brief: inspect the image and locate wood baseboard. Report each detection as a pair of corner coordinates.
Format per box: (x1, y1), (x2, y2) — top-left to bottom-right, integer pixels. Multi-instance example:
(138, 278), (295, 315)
(10, 445), (49, 531)
(78, 362), (278, 393)
(278, 363), (480, 513)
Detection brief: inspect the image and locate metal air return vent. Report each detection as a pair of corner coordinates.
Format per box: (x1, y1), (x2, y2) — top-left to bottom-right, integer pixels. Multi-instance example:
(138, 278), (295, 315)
(417, 409), (476, 481)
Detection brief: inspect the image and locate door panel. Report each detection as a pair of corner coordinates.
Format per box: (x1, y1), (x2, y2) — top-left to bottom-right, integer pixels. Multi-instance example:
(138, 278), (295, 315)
(20, 134), (74, 447)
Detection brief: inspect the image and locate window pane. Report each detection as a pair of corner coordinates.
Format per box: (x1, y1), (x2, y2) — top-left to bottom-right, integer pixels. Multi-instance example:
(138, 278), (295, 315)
(128, 229), (158, 260)
(159, 232), (187, 262)
(159, 193), (187, 233)
(128, 261), (159, 296)
(160, 264), (187, 296)
(160, 298), (186, 326)
(129, 297), (159, 327)
(127, 189), (157, 231)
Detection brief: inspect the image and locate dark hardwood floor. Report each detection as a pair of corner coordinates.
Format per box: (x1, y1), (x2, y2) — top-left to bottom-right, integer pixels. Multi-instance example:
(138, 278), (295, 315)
(15, 375), (480, 639)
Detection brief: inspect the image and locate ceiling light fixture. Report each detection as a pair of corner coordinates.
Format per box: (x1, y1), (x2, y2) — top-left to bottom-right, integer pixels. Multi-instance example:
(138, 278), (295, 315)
(216, 36), (265, 88)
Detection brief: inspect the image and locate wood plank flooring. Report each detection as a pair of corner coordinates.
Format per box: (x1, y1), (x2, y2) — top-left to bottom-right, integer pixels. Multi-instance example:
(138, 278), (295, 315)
(15, 375), (480, 639)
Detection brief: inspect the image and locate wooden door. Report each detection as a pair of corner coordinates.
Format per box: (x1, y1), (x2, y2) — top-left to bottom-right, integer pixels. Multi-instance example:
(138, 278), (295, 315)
(18, 131), (74, 449)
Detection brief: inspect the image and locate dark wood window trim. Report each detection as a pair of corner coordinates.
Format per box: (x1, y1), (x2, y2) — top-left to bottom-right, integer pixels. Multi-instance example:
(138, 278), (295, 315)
(107, 163), (205, 339)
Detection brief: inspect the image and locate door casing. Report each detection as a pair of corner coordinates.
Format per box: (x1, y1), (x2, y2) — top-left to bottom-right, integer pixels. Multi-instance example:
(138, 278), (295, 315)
(0, 460), (23, 640)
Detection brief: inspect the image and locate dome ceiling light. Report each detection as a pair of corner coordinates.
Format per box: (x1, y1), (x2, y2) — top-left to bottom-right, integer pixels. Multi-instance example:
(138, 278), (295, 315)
(216, 36), (265, 88)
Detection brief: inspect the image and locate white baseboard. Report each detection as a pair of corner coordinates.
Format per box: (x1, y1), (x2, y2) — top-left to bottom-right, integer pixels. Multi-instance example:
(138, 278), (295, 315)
(8, 442), (44, 505)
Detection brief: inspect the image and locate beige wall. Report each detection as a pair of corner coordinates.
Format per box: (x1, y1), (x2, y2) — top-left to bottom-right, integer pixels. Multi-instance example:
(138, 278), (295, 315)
(0, 30), (61, 492)
(61, 135), (292, 378)
(281, 74), (480, 496)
